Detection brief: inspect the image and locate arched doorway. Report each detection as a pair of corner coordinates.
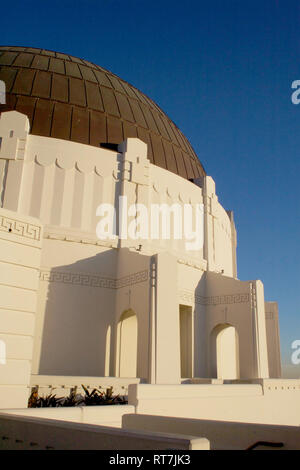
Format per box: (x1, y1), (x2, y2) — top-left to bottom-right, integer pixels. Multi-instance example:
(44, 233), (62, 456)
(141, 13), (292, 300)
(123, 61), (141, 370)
(210, 324), (239, 379)
(116, 309), (138, 377)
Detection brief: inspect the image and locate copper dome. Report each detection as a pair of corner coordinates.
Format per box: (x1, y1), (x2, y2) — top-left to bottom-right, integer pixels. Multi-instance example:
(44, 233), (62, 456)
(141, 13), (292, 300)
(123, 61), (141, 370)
(0, 46), (205, 180)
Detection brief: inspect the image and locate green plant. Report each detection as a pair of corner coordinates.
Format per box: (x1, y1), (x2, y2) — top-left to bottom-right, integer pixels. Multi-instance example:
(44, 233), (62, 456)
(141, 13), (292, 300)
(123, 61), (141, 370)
(28, 384), (128, 407)
(81, 385), (127, 406)
(60, 386), (83, 407)
(101, 386), (128, 405)
(28, 386), (39, 408)
(81, 385), (104, 406)
(28, 387), (63, 408)
(38, 393), (62, 407)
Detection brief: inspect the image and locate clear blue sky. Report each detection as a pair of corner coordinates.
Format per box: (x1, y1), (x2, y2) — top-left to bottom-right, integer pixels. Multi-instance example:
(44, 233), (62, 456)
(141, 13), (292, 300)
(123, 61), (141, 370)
(2, 0), (300, 376)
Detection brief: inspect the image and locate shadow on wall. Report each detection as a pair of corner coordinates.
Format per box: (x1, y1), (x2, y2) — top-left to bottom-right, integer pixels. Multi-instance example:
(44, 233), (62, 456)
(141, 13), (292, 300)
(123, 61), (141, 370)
(210, 323), (240, 380)
(193, 279), (206, 378)
(179, 275), (241, 380)
(37, 250), (118, 377)
(193, 271), (256, 380)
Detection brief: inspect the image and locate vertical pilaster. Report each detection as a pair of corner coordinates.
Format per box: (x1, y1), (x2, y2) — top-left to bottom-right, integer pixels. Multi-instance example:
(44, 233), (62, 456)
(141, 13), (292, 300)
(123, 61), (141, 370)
(227, 210), (238, 279)
(117, 138), (150, 249)
(0, 111), (30, 213)
(251, 280), (269, 378)
(202, 176), (217, 272)
(152, 252), (180, 384)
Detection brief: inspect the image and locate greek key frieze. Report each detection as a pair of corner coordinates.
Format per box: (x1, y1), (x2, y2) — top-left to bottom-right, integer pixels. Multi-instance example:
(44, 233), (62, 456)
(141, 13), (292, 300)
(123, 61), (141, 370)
(179, 289), (250, 306)
(204, 293), (250, 305)
(116, 270), (149, 288)
(39, 268), (148, 289)
(0, 215), (41, 240)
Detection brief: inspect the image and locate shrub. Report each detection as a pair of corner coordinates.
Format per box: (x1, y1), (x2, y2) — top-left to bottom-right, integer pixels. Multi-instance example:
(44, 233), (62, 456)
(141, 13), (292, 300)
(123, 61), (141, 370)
(28, 387), (63, 408)
(81, 385), (127, 406)
(28, 385), (127, 408)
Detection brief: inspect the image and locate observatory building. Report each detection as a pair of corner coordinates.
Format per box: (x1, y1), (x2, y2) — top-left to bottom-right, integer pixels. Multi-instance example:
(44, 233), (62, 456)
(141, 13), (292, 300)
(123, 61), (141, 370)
(0, 46), (281, 412)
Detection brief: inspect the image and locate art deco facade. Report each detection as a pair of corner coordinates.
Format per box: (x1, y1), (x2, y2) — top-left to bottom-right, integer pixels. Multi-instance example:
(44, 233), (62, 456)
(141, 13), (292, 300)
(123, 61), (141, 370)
(0, 47), (281, 409)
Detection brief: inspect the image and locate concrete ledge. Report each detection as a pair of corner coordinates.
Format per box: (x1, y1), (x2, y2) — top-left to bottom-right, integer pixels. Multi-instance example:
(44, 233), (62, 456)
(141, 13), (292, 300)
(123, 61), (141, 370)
(30, 374), (143, 396)
(129, 384), (263, 401)
(128, 383), (300, 425)
(0, 412), (210, 450)
(229, 378), (300, 393)
(122, 414), (300, 450)
(0, 404), (135, 427)
(183, 378), (224, 384)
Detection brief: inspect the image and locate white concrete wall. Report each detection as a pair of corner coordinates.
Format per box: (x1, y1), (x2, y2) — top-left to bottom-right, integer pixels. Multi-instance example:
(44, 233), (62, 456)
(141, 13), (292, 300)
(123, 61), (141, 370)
(30, 374), (142, 397)
(265, 301), (281, 378)
(123, 414), (300, 450)
(0, 111), (279, 389)
(0, 112), (235, 272)
(114, 247), (152, 380)
(4, 132), (119, 233)
(128, 382), (300, 426)
(32, 238), (118, 376)
(149, 164), (205, 260)
(153, 252), (181, 384)
(0, 412), (209, 450)
(0, 404), (135, 428)
(0, 208), (42, 408)
(202, 176), (235, 277)
(203, 272), (269, 379)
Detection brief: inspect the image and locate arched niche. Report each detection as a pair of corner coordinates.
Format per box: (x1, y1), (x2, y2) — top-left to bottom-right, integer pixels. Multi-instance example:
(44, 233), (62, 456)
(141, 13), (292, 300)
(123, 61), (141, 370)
(210, 324), (240, 380)
(116, 309), (138, 378)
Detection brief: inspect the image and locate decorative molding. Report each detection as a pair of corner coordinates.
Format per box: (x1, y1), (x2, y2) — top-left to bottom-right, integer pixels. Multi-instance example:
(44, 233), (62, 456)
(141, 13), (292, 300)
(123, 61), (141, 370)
(177, 258), (207, 271)
(34, 150), (116, 178)
(39, 270), (116, 289)
(250, 282), (257, 311)
(0, 214), (41, 240)
(151, 184), (201, 204)
(39, 268), (149, 290)
(43, 229), (118, 249)
(115, 270), (149, 288)
(179, 289), (250, 306)
(204, 293), (250, 305)
(152, 183), (159, 193)
(179, 290), (205, 305)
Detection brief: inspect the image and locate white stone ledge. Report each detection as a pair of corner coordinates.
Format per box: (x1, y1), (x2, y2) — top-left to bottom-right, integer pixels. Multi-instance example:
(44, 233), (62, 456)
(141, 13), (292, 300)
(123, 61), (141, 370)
(122, 414), (300, 450)
(129, 384), (263, 400)
(0, 412), (209, 450)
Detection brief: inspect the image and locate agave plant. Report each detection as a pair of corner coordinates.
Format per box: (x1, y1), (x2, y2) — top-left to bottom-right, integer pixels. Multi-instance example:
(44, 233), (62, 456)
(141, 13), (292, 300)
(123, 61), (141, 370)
(28, 386), (39, 408)
(38, 393), (62, 408)
(60, 386), (84, 407)
(28, 384), (128, 407)
(28, 386), (63, 408)
(80, 385), (103, 406)
(81, 385), (127, 406)
(100, 386), (127, 405)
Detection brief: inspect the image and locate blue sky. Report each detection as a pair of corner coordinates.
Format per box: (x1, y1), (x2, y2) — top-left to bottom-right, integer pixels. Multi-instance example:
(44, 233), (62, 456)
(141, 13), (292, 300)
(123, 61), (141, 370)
(2, 0), (300, 376)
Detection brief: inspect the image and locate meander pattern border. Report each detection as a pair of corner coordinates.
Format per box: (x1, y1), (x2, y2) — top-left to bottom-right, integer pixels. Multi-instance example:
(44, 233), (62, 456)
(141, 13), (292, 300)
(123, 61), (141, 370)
(0, 215), (41, 240)
(39, 268), (149, 289)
